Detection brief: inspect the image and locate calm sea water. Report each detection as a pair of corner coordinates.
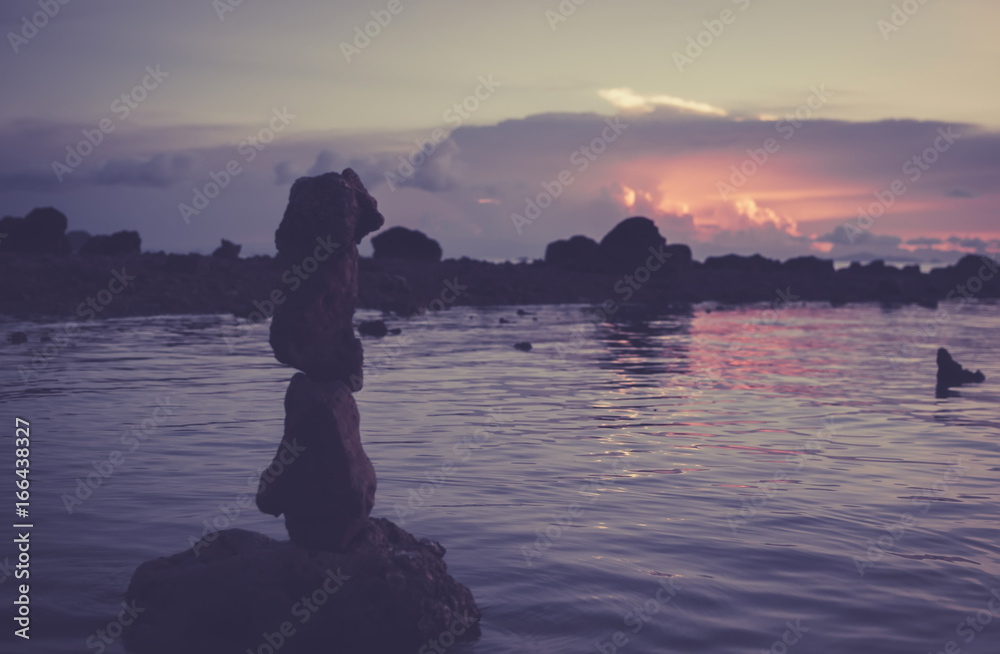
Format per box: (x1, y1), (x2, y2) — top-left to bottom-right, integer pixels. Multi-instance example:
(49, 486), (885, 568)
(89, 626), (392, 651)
(0, 301), (998, 654)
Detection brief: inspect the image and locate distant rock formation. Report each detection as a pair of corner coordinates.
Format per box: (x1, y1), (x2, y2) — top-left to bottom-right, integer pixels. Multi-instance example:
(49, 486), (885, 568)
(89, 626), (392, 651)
(0, 207), (70, 254)
(79, 230), (141, 256)
(545, 235), (601, 272)
(703, 253), (782, 273)
(357, 319), (389, 337)
(599, 216), (667, 274)
(212, 239), (242, 259)
(371, 226), (443, 262)
(125, 521), (480, 654)
(936, 348), (985, 391)
(66, 230), (91, 253)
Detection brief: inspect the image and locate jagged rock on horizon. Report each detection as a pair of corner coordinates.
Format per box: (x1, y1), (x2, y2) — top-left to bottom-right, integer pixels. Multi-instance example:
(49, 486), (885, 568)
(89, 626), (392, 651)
(599, 216), (667, 274)
(0, 207), (70, 255)
(80, 230), (141, 256)
(545, 234), (602, 272)
(371, 226), (443, 262)
(212, 238), (242, 259)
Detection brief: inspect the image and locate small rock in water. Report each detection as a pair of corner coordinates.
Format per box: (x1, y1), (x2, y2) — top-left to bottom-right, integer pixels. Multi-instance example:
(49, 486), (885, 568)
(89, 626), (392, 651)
(514, 342), (532, 352)
(936, 347), (985, 390)
(7, 332), (27, 344)
(357, 319), (389, 337)
(499, 318), (510, 324)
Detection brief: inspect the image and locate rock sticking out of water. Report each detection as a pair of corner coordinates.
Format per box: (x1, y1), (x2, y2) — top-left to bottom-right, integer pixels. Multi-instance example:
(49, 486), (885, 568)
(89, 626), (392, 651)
(936, 347), (985, 391)
(124, 519), (480, 654)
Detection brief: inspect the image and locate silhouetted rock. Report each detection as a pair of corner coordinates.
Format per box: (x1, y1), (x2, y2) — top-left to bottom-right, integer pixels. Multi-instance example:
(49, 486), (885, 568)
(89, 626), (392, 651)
(269, 170), (384, 384)
(0, 207), (70, 254)
(545, 235), (602, 272)
(936, 348), (985, 390)
(80, 230), (141, 256)
(784, 256), (834, 275)
(357, 319), (388, 337)
(163, 253), (204, 274)
(257, 374), (376, 552)
(598, 217), (667, 273)
(514, 342), (532, 352)
(66, 230), (91, 253)
(663, 244), (693, 271)
(371, 226), (443, 262)
(703, 253), (782, 273)
(124, 520), (480, 654)
(212, 239), (242, 259)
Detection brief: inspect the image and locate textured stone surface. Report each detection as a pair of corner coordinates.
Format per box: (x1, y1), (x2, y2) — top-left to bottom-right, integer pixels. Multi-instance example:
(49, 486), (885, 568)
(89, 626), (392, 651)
(269, 170), (383, 384)
(257, 373), (376, 551)
(123, 519), (481, 654)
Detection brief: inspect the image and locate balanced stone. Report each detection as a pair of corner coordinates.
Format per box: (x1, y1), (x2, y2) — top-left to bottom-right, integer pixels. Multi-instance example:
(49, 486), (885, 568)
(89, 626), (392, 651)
(257, 373), (376, 552)
(269, 169), (384, 386)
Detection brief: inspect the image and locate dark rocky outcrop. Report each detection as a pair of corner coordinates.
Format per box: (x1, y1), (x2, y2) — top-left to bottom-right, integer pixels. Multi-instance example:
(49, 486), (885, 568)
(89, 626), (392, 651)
(257, 374), (376, 552)
(212, 239), (242, 259)
(357, 319), (389, 337)
(703, 253), (782, 273)
(514, 342), (532, 352)
(80, 230), (141, 256)
(124, 520), (480, 654)
(372, 226), (443, 263)
(545, 235), (602, 272)
(783, 256), (834, 276)
(0, 207), (70, 254)
(598, 216), (666, 274)
(66, 230), (91, 253)
(936, 348), (985, 391)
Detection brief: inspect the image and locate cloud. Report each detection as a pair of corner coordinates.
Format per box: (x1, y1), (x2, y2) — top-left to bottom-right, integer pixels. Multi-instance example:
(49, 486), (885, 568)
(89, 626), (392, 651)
(945, 188), (975, 198)
(906, 236), (943, 246)
(90, 153), (194, 188)
(598, 88), (728, 116)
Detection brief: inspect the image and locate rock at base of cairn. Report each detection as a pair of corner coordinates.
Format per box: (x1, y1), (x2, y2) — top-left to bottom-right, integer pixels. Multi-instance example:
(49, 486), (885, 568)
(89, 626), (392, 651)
(123, 519), (481, 654)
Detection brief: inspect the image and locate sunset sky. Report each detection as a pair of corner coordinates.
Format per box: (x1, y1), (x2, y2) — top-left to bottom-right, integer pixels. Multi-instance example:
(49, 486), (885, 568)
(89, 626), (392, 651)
(1, 0), (998, 262)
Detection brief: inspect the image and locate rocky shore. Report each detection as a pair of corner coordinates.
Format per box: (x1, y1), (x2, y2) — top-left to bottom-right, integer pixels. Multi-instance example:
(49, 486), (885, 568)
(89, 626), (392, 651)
(1, 247), (997, 324)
